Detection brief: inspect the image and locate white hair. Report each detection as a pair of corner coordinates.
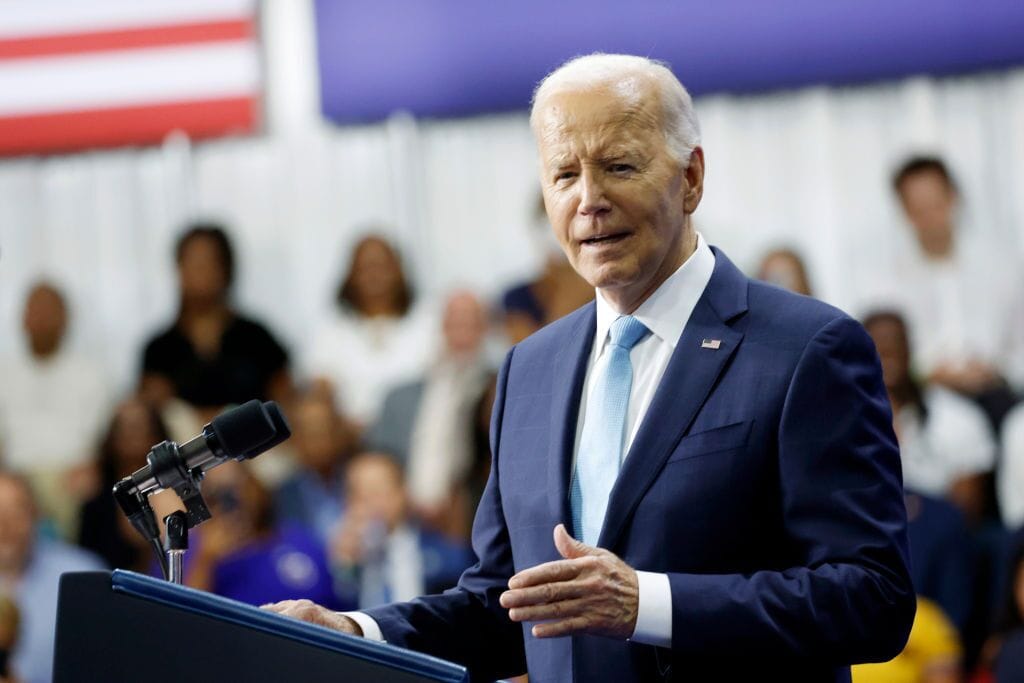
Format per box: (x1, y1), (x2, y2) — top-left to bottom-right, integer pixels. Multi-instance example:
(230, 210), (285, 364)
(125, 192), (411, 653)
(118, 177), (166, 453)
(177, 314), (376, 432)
(530, 53), (701, 166)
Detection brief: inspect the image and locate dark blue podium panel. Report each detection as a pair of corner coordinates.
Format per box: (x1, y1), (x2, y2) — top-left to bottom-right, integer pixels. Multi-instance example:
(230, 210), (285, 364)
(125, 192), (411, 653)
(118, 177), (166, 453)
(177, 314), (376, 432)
(54, 571), (467, 683)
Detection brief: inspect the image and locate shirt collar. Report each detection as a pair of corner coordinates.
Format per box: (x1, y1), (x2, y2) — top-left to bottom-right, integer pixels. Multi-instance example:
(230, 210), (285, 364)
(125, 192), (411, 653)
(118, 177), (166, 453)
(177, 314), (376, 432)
(594, 231), (716, 351)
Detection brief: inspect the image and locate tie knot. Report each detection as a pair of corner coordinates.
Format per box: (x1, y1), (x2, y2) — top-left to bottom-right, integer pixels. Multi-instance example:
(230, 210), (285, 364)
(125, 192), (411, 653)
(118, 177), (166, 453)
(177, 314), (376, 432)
(608, 315), (650, 350)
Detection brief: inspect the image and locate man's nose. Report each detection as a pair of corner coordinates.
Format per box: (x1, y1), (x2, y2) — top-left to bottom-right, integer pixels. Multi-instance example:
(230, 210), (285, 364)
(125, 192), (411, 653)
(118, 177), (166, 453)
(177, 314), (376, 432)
(577, 169), (611, 216)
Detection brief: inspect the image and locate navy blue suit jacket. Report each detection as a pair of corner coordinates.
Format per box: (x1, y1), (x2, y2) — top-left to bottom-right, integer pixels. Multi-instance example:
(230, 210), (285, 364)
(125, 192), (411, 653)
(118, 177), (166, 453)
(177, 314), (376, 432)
(366, 249), (915, 682)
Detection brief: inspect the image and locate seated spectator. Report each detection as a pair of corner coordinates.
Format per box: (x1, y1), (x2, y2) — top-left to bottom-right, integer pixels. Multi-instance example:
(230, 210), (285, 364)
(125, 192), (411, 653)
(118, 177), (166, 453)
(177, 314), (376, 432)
(978, 536), (1024, 682)
(501, 195), (593, 344)
(852, 597), (962, 683)
(329, 453), (473, 609)
(865, 310), (996, 523)
(0, 472), (103, 683)
(77, 398), (170, 572)
(999, 404), (1024, 530)
(0, 282), (109, 539)
(365, 291), (494, 537)
(140, 223), (293, 426)
(304, 234), (435, 429)
(274, 388), (355, 542)
(906, 491), (974, 635)
(180, 460), (344, 610)
(887, 156), (1024, 428)
(756, 247), (814, 297)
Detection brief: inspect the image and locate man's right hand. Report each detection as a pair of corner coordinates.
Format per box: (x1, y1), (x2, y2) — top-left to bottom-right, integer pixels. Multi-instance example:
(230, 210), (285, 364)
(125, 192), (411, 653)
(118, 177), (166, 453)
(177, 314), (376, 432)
(261, 599), (363, 636)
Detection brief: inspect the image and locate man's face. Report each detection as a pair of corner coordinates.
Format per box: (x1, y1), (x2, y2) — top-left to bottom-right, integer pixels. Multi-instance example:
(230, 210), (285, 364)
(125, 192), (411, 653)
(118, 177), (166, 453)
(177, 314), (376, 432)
(534, 82), (702, 311)
(22, 285), (66, 354)
(897, 170), (956, 255)
(443, 292), (487, 356)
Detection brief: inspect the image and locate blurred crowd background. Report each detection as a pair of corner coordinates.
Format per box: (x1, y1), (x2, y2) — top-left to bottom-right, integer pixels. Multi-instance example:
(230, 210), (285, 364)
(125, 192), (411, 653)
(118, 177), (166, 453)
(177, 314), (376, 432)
(2, 2), (1024, 683)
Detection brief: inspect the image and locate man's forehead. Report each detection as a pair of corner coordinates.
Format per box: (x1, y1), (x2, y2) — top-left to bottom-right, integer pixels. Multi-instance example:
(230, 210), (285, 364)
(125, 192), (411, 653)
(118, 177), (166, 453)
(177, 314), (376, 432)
(535, 91), (661, 162)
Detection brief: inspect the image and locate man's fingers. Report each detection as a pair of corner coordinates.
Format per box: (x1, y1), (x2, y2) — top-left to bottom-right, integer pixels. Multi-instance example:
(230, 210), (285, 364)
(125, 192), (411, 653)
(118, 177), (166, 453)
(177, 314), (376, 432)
(508, 559), (582, 589)
(553, 523), (596, 560)
(500, 580), (589, 608)
(532, 616), (591, 639)
(507, 597), (589, 624)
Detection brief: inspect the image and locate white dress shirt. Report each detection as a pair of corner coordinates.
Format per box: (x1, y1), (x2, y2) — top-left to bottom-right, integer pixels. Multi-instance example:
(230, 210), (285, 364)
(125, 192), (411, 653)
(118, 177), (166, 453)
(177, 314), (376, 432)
(347, 234), (716, 647)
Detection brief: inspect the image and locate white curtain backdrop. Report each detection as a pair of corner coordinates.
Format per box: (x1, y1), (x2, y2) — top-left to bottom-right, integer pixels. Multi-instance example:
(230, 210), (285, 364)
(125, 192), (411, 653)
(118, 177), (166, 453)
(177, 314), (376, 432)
(2, 67), (1023, 399)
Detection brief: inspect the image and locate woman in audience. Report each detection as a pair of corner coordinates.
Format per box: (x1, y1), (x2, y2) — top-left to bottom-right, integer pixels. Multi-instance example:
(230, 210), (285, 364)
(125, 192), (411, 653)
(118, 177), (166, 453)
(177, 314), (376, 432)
(864, 310), (996, 523)
(756, 247), (814, 297)
(78, 397), (169, 572)
(304, 234), (434, 429)
(140, 223), (293, 426)
(500, 195), (593, 344)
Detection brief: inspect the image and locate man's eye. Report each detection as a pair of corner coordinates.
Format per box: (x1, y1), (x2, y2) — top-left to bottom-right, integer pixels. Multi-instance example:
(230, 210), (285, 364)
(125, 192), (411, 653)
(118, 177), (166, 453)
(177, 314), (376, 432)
(555, 171), (577, 182)
(608, 163), (635, 174)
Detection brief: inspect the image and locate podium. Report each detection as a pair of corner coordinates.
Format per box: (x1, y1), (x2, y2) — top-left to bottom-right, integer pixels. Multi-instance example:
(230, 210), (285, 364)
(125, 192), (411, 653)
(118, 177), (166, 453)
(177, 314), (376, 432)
(54, 570), (468, 682)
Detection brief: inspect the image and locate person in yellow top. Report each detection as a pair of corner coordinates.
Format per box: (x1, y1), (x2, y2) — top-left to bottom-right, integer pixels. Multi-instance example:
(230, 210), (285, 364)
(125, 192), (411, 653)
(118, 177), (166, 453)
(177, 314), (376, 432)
(854, 597), (962, 683)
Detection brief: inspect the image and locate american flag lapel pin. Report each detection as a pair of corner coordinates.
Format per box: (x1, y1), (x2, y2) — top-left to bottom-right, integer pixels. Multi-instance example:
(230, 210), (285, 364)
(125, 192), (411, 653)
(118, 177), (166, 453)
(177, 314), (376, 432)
(701, 339), (722, 350)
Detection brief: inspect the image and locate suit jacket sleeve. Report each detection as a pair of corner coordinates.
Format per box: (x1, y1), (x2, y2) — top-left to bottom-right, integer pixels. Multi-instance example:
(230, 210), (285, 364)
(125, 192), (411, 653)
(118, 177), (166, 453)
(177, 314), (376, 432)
(362, 348), (526, 681)
(666, 316), (915, 662)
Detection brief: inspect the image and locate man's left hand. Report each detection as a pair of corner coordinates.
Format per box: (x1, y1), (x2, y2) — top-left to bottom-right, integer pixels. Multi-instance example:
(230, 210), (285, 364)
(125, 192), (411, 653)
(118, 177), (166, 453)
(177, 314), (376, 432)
(500, 524), (638, 639)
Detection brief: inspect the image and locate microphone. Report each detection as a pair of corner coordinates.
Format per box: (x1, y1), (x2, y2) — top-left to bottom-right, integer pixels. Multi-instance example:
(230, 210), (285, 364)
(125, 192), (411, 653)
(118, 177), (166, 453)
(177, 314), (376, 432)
(114, 400), (290, 534)
(126, 399), (290, 497)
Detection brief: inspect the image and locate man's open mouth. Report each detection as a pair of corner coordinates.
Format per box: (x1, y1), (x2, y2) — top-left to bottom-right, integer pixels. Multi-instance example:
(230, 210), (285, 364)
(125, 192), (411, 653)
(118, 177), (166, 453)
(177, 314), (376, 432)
(581, 232), (630, 245)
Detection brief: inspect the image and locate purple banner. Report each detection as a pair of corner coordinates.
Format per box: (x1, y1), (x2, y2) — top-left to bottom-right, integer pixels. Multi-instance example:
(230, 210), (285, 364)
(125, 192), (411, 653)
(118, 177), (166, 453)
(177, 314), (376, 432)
(314, 0), (1024, 122)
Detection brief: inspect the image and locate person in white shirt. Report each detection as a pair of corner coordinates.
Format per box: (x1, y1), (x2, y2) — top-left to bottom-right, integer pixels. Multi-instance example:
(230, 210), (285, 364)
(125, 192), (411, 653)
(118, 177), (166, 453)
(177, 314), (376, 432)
(864, 310), (996, 523)
(0, 282), (109, 538)
(888, 156), (1024, 429)
(999, 405), (1024, 531)
(303, 234), (436, 430)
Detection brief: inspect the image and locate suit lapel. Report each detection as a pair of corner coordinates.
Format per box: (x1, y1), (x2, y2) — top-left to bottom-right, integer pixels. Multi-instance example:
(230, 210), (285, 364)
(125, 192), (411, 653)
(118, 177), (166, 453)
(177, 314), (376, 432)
(598, 249), (749, 551)
(548, 304), (596, 527)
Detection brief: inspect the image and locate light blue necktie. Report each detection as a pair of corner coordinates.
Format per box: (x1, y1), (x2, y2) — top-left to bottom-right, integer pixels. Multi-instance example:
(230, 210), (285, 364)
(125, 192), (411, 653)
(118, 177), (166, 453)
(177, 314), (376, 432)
(571, 315), (650, 546)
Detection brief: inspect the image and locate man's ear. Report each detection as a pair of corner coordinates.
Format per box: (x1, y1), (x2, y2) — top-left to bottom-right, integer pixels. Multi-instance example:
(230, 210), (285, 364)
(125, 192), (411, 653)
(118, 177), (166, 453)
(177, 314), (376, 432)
(683, 146), (705, 213)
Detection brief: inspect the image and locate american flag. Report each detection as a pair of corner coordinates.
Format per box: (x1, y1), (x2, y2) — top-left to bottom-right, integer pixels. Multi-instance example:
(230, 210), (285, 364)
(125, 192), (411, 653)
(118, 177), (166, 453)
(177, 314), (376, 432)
(0, 0), (262, 157)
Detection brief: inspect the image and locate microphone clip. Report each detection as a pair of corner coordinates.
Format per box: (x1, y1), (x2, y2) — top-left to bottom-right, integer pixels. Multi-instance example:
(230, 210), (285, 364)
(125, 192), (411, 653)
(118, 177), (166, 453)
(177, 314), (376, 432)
(145, 440), (212, 529)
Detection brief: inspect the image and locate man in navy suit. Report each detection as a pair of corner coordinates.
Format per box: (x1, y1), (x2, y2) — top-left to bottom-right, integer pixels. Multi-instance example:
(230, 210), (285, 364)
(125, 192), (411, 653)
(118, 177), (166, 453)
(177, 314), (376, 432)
(265, 53), (915, 682)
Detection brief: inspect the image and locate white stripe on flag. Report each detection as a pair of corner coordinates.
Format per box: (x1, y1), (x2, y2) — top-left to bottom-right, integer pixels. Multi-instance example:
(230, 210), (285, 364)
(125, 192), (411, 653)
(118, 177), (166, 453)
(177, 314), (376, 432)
(0, 41), (260, 117)
(0, 0), (255, 40)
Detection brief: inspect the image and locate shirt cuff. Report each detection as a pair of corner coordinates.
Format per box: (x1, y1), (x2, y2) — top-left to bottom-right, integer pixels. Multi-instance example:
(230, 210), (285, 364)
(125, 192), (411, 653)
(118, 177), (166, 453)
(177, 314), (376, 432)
(341, 611), (385, 642)
(630, 571), (672, 648)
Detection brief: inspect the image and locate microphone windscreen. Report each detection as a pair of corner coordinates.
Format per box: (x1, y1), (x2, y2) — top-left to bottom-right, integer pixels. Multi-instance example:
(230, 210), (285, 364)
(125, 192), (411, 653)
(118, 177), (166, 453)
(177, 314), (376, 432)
(240, 401), (291, 460)
(210, 399), (277, 458)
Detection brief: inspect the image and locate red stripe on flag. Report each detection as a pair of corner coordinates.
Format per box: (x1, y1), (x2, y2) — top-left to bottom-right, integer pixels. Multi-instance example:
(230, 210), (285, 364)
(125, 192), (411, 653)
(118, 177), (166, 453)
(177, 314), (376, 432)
(0, 96), (258, 156)
(0, 19), (253, 61)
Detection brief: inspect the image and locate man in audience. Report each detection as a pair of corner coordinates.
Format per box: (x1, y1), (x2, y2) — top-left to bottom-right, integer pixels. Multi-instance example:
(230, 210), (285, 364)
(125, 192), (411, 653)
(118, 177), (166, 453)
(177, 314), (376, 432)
(329, 452), (473, 609)
(275, 388), (355, 542)
(365, 291), (494, 537)
(889, 156), (1024, 428)
(0, 282), (109, 538)
(0, 471), (103, 683)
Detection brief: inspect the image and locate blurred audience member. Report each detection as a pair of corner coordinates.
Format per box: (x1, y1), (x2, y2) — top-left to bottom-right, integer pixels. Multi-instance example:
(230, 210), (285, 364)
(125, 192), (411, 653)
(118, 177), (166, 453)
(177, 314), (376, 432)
(756, 247), (814, 296)
(0, 595), (19, 683)
(501, 195), (593, 344)
(304, 234), (434, 428)
(0, 472), (103, 683)
(865, 310), (995, 523)
(141, 223), (293, 426)
(330, 453), (472, 609)
(182, 460), (343, 609)
(999, 404), (1024, 530)
(77, 398), (169, 572)
(852, 597), (962, 683)
(906, 491), (975, 635)
(978, 537), (1024, 682)
(275, 388), (355, 542)
(890, 156), (1024, 428)
(365, 291), (493, 537)
(0, 282), (109, 538)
